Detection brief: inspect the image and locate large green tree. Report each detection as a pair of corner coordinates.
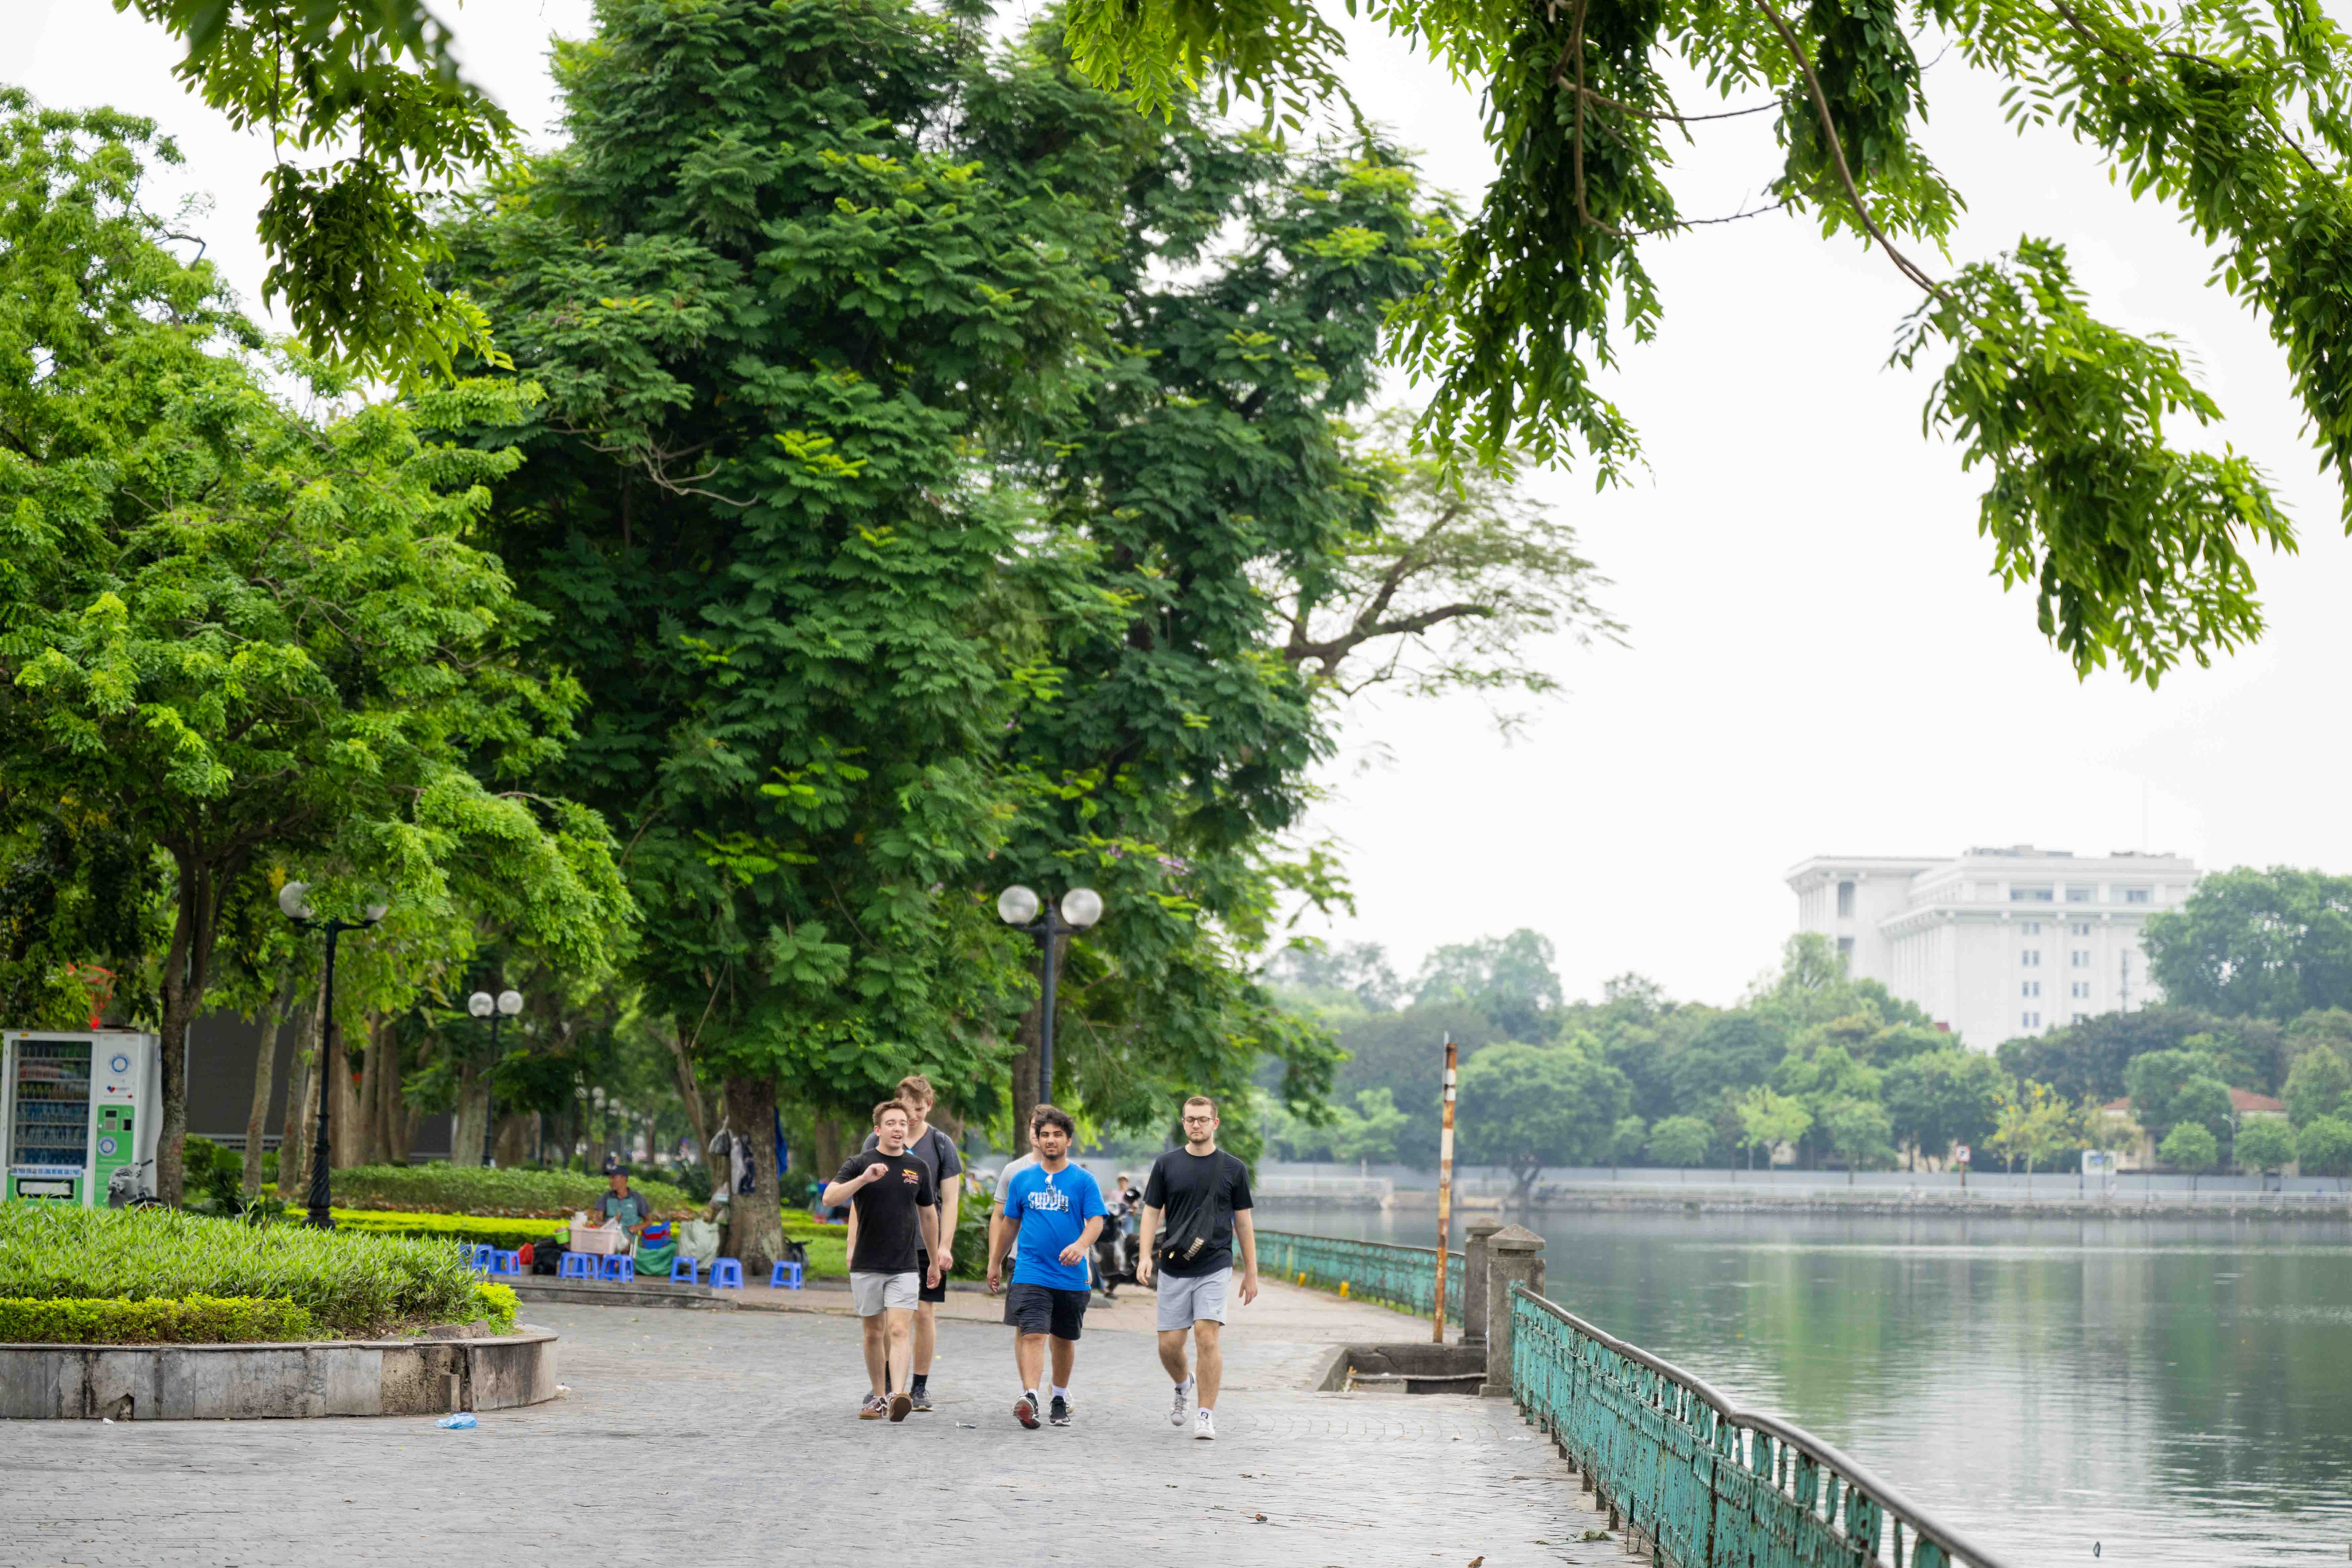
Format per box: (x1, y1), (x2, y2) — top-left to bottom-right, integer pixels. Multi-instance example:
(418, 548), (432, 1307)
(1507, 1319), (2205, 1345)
(1455, 1038), (1631, 1198)
(2143, 868), (2352, 1021)
(0, 95), (628, 1202)
(1056, 0), (2352, 688)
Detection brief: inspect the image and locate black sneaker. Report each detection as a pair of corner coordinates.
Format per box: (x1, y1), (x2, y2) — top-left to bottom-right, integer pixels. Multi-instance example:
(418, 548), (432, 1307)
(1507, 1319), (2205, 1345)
(1014, 1392), (1041, 1430)
(908, 1387), (933, 1412)
(1048, 1395), (1071, 1427)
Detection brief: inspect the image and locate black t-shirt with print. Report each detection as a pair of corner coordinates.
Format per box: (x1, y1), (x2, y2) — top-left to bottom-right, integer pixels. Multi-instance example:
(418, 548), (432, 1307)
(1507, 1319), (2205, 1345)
(835, 1150), (938, 1274)
(1143, 1148), (1253, 1277)
(859, 1126), (964, 1214)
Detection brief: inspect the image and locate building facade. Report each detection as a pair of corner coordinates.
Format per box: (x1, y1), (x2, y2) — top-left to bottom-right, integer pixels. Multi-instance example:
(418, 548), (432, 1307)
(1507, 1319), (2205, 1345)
(1786, 846), (2199, 1051)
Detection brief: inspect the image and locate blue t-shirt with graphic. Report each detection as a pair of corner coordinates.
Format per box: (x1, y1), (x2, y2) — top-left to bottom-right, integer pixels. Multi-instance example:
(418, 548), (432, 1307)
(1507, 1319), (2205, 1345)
(1002, 1161), (1108, 1291)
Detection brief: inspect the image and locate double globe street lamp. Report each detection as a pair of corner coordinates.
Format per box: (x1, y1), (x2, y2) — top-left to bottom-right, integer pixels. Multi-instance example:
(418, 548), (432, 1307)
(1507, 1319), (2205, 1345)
(996, 885), (1103, 1109)
(277, 882), (387, 1229)
(468, 987), (524, 1167)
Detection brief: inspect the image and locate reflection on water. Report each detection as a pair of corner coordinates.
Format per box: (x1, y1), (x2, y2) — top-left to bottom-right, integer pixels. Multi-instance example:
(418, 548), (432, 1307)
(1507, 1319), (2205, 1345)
(1259, 1205), (2352, 1566)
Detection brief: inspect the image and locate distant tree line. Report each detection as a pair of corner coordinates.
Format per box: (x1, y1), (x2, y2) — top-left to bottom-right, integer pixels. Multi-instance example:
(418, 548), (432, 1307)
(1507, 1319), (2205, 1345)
(1260, 865), (2352, 1191)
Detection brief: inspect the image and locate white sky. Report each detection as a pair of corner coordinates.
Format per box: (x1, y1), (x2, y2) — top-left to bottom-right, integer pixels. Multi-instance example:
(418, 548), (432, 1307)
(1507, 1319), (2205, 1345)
(20, 0), (2352, 1008)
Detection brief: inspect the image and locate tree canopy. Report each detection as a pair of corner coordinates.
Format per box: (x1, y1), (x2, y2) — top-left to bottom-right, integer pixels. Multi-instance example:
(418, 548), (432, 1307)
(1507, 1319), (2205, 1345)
(2143, 867), (2352, 1020)
(1054, 0), (2352, 685)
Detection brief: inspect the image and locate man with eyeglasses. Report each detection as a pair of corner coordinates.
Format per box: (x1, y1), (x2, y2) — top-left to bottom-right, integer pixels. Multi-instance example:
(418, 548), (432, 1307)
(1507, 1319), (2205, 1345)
(1135, 1094), (1257, 1441)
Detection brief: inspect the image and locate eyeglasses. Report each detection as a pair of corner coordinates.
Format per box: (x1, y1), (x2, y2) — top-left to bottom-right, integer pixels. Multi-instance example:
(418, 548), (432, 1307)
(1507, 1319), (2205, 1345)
(1181, 1115), (1216, 1125)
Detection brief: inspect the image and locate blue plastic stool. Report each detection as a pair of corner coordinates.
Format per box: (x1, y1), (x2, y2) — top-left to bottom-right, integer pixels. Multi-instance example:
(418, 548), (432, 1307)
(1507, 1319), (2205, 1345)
(769, 1259), (803, 1290)
(598, 1254), (635, 1283)
(710, 1257), (744, 1290)
(558, 1252), (597, 1281)
(491, 1250), (522, 1277)
(467, 1243), (494, 1273)
(670, 1257), (700, 1285)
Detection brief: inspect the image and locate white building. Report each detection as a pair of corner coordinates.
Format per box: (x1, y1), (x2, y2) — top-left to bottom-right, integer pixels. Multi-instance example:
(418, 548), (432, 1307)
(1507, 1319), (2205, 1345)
(1785, 846), (2198, 1051)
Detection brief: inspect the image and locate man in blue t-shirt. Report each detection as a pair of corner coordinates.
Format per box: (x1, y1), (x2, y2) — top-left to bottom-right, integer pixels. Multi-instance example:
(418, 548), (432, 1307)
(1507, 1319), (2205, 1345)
(986, 1104), (1106, 1430)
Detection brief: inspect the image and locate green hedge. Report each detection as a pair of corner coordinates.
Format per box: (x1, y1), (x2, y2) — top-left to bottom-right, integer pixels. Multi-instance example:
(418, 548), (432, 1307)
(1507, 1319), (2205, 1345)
(322, 1165), (691, 1217)
(0, 1204), (488, 1340)
(326, 1210), (567, 1248)
(0, 1294), (318, 1344)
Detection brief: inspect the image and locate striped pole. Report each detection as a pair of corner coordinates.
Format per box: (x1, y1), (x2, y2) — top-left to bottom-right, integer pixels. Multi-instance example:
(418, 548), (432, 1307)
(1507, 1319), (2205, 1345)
(1433, 1034), (1457, 1342)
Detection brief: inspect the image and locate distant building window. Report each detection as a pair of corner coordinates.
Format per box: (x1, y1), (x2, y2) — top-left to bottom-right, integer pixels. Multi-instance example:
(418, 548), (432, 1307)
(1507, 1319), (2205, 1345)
(2072, 1012), (2089, 1023)
(1837, 936), (1854, 960)
(2072, 981), (2090, 998)
(2022, 981), (2041, 998)
(2065, 886), (2093, 903)
(2071, 950), (2091, 967)
(2022, 950), (2042, 967)
(2071, 922), (2092, 936)
(2021, 922), (2043, 935)
(2011, 886), (2055, 902)
(2023, 1011), (2042, 1028)
(2124, 888), (2151, 904)
(1837, 880), (1855, 918)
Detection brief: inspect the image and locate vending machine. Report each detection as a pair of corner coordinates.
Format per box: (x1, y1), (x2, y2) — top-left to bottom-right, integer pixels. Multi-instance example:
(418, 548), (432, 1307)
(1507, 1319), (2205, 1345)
(2, 1030), (162, 1205)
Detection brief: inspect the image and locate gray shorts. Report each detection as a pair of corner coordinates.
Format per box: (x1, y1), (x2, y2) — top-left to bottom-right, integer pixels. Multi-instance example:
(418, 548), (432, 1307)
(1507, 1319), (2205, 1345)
(850, 1271), (919, 1316)
(1155, 1266), (1230, 1330)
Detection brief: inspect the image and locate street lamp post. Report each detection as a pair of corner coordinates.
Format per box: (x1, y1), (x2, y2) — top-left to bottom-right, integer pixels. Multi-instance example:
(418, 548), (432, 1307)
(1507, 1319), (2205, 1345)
(996, 885), (1103, 1109)
(277, 882), (386, 1229)
(467, 987), (524, 1167)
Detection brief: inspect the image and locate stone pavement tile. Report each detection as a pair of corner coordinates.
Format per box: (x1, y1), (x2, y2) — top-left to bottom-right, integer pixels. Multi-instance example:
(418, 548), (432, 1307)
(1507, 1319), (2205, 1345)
(0, 1293), (1625, 1568)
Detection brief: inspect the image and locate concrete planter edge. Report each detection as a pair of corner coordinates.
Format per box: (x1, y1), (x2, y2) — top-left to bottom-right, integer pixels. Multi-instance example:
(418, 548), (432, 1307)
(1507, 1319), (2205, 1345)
(0, 1325), (559, 1421)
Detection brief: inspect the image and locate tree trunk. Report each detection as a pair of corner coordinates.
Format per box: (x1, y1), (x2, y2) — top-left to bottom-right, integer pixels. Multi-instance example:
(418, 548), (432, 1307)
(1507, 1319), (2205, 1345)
(241, 972), (299, 1196)
(1009, 996), (1045, 1143)
(449, 1057), (488, 1169)
(495, 1111), (531, 1168)
(723, 1074), (785, 1273)
(661, 1023), (715, 1169)
(154, 857), (230, 1207)
(379, 1022), (407, 1163)
(329, 1012), (360, 1170)
(352, 1021), (382, 1167)
(280, 997), (321, 1203)
(810, 1115), (846, 1186)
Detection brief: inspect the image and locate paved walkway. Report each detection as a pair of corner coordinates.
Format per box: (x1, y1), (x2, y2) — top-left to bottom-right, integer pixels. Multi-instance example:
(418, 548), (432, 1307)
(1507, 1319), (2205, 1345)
(0, 1282), (1621, 1567)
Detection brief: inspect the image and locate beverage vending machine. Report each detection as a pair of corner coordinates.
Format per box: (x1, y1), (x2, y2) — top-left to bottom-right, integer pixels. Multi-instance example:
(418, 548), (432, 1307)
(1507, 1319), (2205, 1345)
(2, 1030), (162, 1205)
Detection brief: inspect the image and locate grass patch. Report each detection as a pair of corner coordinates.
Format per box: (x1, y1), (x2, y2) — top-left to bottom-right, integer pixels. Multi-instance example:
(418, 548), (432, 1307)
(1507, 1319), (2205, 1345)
(322, 1166), (691, 1218)
(0, 1205), (499, 1340)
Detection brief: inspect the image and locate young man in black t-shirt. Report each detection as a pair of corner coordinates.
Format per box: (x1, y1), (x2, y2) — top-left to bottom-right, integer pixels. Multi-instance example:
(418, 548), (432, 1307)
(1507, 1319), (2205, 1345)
(822, 1100), (941, 1422)
(1136, 1094), (1258, 1442)
(855, 1073), (963, 1410)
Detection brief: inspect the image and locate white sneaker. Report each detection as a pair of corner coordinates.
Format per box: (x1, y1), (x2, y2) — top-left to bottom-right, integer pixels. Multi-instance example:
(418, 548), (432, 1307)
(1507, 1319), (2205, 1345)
(1169, 1379), (1192, 1427)
(1193, 1408), (1216, 1442)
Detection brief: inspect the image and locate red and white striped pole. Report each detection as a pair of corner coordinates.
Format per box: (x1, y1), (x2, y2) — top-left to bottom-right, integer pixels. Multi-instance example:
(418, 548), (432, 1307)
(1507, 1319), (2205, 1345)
(1432, 1034), (1457, 1343)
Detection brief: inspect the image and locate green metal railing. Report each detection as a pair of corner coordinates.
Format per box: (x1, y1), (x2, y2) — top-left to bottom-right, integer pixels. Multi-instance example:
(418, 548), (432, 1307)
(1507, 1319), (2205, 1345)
(1257, 1229), (1465, 1323)
(1510, 1285), (2009, 1568)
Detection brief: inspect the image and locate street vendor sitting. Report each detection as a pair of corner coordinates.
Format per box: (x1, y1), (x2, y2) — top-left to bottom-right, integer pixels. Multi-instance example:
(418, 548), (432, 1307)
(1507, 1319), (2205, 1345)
(598, 1158), (656, 1238)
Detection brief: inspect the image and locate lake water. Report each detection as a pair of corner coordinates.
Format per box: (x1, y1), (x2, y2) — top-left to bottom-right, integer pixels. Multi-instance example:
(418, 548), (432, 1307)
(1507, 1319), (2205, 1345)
(1256, 1204), (2352, 1567)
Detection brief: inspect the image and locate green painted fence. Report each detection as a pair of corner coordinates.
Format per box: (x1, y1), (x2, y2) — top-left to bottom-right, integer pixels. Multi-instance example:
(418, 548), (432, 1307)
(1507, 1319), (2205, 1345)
(1256, 1230), (1464, 1323)
(1510, 1285), (2009, 1568)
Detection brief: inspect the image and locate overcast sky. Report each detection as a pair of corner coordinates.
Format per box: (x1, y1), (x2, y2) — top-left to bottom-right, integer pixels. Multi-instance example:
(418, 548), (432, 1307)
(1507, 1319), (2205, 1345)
(21, 0), (2352, 1007)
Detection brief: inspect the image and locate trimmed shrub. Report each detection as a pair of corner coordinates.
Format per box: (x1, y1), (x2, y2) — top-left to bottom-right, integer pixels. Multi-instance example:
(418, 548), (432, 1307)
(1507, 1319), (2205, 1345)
(474, 1282), (519, 1333)
(0, 1204), (483, 1340)
(324, 1165), (690, 1217)
(327, 1210), (566, 1248)
(0, 1294), (317, 1344)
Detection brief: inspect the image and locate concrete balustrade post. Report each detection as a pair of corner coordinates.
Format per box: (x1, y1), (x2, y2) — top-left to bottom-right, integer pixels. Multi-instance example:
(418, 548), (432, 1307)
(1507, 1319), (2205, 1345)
(1462, 1221), (1503, 1344)
(1479, 1223), (1545, 1398)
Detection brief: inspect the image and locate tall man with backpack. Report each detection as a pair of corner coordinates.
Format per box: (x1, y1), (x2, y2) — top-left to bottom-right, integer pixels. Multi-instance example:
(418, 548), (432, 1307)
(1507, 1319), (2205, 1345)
(1136, 1095), (1259, 1442)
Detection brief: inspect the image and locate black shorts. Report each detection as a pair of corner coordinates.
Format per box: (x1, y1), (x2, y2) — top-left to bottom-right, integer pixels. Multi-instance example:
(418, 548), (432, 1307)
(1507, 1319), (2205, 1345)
(918, 1248), (946, 1305)
(1005, 1282), (1088, 1341)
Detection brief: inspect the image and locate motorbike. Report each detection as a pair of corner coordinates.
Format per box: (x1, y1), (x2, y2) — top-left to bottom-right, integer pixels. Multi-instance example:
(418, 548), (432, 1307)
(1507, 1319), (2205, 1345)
(1091, 1202), (1139, 1298)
